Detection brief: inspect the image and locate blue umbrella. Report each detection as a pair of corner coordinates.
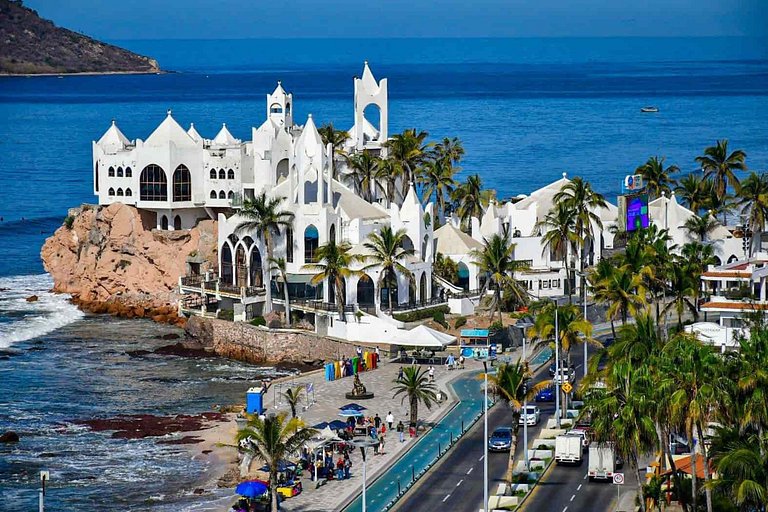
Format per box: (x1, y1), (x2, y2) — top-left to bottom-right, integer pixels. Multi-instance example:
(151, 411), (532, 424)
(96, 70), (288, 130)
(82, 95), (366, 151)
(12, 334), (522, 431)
(313, 421), (330, 429)
(339, 410), (365, 417)
(328, 420), (348, 430)
(339, 403), (367, 412)
(235, 480), (268, 498)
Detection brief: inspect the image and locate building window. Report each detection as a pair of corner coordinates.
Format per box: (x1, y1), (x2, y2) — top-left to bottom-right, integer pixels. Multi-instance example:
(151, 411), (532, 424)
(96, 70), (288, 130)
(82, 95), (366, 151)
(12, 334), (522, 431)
(161, 215), (168, 230)
(95, 162), (99, 192)
(286, 227), (294, 263)
(218, 169), (226, 180)
(108, 187), (115, 196)
(116, 188), (124, 196)
(108, 166), (115, 177)
(304, 225), (319, 263)
(227, 190), (234, 199)
(125, 188), (132, 196)
(210, 190), (217, 199)
(172, 164), (192, 202)
(227, 169), (235, 180)
(174, 215), (182, 230)
(117, 166), (123, 177)
(139, 164), (168, 201)
(125, 167), (132, 177)
(210, 169), (216, 179)
(218, 190), (226, 199)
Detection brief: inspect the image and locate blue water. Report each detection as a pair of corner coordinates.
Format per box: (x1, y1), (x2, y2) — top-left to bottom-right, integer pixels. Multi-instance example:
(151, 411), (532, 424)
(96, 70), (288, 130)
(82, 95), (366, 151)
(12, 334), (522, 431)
(0, 37), (767, 511)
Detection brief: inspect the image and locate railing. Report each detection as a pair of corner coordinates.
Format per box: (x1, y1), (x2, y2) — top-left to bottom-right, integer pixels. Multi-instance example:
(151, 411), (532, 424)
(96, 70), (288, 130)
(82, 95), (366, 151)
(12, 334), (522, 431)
(357, 304), (377, 315)
(245, 286), (266, 297)
(291, 299), (355, 313)
(448, 288), (484, 299)
(218, 283), (241, 296)
(392, 297), (449, 312)
(180, 275), (203, 287)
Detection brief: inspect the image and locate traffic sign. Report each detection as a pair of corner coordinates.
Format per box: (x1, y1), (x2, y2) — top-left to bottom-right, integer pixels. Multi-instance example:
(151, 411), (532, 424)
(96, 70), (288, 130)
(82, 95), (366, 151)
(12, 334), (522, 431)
(561, 382), (573, 394)
(613, 473), (625, 485)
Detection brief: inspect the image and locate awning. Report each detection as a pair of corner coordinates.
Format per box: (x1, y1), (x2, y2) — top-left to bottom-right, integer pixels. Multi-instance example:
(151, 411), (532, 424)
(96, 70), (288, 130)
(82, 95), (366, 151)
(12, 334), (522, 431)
(392, 325), (456, 348)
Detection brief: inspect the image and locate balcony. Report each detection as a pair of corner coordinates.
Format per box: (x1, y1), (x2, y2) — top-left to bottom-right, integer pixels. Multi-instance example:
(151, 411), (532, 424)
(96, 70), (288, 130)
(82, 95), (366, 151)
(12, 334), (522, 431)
(391, 297), (449, 313)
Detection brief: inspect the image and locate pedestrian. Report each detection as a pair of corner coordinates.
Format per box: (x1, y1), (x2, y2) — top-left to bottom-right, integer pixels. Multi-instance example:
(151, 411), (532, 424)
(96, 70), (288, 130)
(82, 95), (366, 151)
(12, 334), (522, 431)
(375, 345), (381, 364)
(396, 421), (405, 442)
(374, 413), (381, 430)
(386, 411), (394, 430)
(336, 457), (345, 480)
(378, 433), (386, 455)
(344, 454), (351, 479)
(458, 354), (465, 369)
(397, 366), (404, 381)
(428, 365), (435, 382)
(356, 346), (363, 358)
(409, 425), (416, 438)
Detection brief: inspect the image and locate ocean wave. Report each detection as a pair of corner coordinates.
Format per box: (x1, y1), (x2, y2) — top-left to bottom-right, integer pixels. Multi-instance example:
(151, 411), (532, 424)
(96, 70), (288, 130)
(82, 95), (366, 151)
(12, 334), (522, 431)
(0, 274), (84, 348)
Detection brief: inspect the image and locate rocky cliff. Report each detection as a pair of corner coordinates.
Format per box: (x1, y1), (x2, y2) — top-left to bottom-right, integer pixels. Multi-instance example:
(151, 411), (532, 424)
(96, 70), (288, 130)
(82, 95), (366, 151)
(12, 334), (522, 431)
(41, 203), (216, 325)
(0, 0), (160, 75)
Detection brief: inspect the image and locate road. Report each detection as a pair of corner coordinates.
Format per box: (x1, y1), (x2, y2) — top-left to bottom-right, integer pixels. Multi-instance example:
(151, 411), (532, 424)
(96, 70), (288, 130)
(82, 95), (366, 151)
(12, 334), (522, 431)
(395, 334), (619, 512)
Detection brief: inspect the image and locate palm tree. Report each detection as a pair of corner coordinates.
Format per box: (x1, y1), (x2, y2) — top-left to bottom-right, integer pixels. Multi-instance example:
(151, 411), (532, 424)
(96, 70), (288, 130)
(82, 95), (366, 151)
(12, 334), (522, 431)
(269, 257), (291, 325)
(418, 157), (456, 221)
(636, 156), (679, 200)
(236, 413), (316, 512)
(536, 202), (578, 301)
(282, 385), (304, 418)
(374, 157), (403, 206)
(343, 150), (383, 202)
(362, 226), (414, 315)
(704, 186), (736, 225)
(553, 177), (607, 298)
(708, 426), (768, 512)
(471, 233), (530, 322)
(392, 366), (438, 427)
(318, 122), (349, 176)
(680, 242), (716, 308)
(661, 258), (699, 329)
(683, 212), (720, 242)
(589, 261), (647, 338)
(453, 174), (491, 231)
(384, 128), (430, 199)
(676, 173), (713, 214)
(236, 193), (295, 311)
(433, 252), (459, 285)
(528, 302), (596, 362)
(737, 171), (768, 251)
(302, 240), (363, 320)
(432, 136), (464, 165)
(696, 139), (747, 201)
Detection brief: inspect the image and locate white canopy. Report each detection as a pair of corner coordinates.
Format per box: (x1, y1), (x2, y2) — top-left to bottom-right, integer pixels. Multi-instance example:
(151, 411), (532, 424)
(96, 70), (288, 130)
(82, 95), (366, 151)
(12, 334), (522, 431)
(392, 325), (456, 348)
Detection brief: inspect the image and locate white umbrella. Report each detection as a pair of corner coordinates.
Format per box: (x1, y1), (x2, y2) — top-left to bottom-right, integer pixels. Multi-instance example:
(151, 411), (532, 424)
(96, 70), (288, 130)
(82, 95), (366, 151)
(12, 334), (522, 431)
(392, 324), (456, 348)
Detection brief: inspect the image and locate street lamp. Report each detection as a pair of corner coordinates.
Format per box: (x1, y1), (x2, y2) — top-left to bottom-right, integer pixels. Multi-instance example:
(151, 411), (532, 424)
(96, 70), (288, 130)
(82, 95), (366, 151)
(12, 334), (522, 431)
(353, 438), (379, 512)
(576, 269), (590, 379)
(481, 353), (496, 512)
(515, 321), (533, 472)
(553, 298), (561, 428)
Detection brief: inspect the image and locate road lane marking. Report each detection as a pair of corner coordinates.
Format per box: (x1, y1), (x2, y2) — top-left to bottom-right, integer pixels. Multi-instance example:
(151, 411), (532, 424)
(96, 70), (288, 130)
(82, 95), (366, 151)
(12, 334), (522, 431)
(562, 507), (568, 512)
(577, 484), (582, 491)
(570, 495), (575, 502)
(467, 467), (474, 475)
(443, 494), (451, 502)
(479, 455), (485, 461)
(583, 473), (588, 479)
(456, 479), (464, 487)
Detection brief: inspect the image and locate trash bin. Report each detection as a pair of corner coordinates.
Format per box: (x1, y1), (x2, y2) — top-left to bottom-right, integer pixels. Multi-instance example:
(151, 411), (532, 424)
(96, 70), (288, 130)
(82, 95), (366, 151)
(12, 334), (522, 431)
(246, 386), (265, 415)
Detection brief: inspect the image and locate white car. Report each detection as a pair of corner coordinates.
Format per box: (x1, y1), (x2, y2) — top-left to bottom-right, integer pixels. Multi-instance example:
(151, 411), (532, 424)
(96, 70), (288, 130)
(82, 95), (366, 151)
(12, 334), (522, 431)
(519, 405), (541, 426)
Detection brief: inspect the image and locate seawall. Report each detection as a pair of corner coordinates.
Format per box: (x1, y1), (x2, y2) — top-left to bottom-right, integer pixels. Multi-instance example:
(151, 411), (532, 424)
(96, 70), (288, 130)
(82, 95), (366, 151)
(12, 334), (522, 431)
(185, 316), (358, 364)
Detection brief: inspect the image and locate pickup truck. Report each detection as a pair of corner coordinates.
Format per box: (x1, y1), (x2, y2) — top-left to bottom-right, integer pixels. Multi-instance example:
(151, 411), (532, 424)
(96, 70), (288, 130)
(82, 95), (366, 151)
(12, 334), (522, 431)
(555, 434), (583, 464)
(588, 443), (622, 480)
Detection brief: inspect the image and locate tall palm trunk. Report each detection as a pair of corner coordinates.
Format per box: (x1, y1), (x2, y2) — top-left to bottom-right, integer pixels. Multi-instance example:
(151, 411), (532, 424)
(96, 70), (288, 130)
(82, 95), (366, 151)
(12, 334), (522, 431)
(335, 276), (345, 321)
(695, 422), (714, 512)
(688, 424), (698, 512)
(631, 449), (647, 512)
(270, 467), (279, 512)
(263, 232), (274, 312)
(388, 269), (395, 315)
(410, 395), (418, 427)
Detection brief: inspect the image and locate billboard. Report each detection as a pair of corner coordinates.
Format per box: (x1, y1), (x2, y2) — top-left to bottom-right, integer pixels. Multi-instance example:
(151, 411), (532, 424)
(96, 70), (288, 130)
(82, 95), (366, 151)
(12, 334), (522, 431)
(625, 194), (649, 232)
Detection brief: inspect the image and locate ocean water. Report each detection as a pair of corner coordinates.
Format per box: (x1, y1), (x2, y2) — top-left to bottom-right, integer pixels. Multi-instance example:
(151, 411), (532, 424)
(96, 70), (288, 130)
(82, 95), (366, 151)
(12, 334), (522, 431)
(0, 37), (766, 510)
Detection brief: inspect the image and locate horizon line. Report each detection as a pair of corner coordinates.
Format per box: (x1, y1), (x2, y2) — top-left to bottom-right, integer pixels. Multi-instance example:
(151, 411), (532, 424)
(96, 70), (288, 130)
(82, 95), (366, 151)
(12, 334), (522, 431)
(108, 35), (768, 42)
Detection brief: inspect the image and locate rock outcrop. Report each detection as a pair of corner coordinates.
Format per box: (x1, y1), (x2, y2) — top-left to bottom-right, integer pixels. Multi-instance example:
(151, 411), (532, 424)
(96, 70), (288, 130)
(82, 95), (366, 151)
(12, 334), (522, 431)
(41, 203), (217, 326)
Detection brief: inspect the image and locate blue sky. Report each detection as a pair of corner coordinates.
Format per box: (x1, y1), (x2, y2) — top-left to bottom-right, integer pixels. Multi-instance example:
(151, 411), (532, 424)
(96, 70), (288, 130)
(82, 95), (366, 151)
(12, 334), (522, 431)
(25, 0), (768, 40)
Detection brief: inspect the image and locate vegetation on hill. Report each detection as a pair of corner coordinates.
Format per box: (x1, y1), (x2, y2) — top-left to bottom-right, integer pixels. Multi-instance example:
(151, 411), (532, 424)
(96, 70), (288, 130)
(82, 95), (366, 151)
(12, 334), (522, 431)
(0, 0), (160, 74)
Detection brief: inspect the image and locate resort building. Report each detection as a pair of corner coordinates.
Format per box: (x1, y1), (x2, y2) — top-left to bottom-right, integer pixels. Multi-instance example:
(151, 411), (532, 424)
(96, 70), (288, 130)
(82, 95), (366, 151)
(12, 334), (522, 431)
(700, 254), (768, 327)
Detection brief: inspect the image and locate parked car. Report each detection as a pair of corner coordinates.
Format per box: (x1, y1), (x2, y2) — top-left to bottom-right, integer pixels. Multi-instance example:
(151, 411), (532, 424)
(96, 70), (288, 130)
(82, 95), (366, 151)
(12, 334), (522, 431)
(548, 360), (570, 377)
(519, 405), (541, 426)
(488, 427), (515, 452)
(535, 387), (555, 402)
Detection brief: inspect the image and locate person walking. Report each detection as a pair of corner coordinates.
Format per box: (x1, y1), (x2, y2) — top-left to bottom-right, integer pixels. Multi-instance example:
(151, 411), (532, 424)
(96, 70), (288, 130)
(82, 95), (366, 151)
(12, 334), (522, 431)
(396, 421), (405, 443)
(428, 365), (435, 382)
(375, 346), (381, 364)
(397, 366), (404, 381)
(343, 453), (351, 479)
(374, 413), (381, 430)
(386, 411), (394, 430)
(378, 433), (386, 455)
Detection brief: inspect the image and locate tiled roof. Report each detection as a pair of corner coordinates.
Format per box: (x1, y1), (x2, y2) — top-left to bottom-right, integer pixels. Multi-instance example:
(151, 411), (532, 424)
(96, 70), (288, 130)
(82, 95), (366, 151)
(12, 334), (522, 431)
(701, 301), (768, 310)
(702, 271), (751, 278)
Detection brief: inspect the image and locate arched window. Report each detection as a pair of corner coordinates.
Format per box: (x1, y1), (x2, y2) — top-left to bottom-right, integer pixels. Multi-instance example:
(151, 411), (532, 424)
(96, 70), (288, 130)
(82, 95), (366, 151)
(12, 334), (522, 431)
(117, 166), (123, 177)
(420, 273), (427, 302)
(228, 191), (234, 199)
(221, 244), (233, 285)
(458, 262), (470, 291)
(357, 275), (375, 306)
(210, 169), (216, 179)
(402, 235), (415, 252)
(108, 166), (115, 177)
(172, 165), (192, 202)
(304, 225), (319, 263)
(95, 162), (99, 192)
(125, 167), (132, 178)
(250, 247), (263, 287)
(125, 188), (132, 196)
(210, 190), (217, 199)
(218, 169), (226, 180)
(329, 224), (336, 243)
(218, 190), (226, 199)
(161, 215), (168, 230)
(276, 159), (289, 182)
(286, 227), (294, 263)
(108, 187), (115, 196)
(174, 215), (182, 230)
(139, 164), (167, 201)
(116, 188), (124, 196)
(286, 103), (291, 115)
(227, 169), (235, 180)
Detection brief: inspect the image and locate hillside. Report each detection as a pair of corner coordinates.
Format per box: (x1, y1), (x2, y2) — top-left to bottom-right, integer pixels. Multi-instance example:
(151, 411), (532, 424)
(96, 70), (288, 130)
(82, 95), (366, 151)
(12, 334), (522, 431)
(0, 0), (160, 75)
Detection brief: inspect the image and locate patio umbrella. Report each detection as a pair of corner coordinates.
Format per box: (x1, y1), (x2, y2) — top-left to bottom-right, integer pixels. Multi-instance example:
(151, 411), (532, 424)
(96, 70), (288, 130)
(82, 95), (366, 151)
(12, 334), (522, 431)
(338, 403), (367, 412)
(312, 421), (330, 429)
(328, 420), (348, 430)
(339, 409), (365, 417)
(235, 480), (268, 498)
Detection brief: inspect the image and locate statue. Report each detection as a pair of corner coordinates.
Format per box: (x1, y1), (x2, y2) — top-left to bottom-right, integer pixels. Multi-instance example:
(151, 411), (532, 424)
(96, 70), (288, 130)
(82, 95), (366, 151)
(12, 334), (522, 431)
(346, 373), (374, 399)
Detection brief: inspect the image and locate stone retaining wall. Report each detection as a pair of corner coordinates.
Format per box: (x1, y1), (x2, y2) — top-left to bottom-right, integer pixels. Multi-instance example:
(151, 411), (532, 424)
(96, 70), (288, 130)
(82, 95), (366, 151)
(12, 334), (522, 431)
(185, 316), (357, 364)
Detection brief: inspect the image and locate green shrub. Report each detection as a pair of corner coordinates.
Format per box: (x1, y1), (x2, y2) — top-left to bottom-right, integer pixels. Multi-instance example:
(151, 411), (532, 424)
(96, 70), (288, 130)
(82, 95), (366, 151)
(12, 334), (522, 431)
(217, 309), (234, 321)
(63, 215), (75, 229)
(393, 305), (449, 323)
(454, 316), (467, 328)
(433, 310), (448, 328)
(250, 316), (266, 327)
(490, 320), (504, 332)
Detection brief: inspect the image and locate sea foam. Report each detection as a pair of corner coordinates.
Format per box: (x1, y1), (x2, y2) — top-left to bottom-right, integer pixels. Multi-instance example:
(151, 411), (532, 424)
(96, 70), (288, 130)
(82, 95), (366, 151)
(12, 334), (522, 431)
(0, 273), (84, 347)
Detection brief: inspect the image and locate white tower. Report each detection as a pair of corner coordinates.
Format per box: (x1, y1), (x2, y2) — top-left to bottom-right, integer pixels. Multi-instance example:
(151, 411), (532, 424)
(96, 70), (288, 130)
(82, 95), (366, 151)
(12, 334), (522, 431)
(267, 81), (293, 128)
(353, 61), (388, 151)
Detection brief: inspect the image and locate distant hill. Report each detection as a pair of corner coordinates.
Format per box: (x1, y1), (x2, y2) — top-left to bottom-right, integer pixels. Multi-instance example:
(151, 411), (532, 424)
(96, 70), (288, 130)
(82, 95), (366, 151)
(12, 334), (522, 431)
(0, 0), (160, 75)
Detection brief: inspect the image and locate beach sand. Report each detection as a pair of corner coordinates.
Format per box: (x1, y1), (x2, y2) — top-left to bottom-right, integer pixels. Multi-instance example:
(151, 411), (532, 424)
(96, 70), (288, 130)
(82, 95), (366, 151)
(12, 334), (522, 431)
(185, 413), (241, 495)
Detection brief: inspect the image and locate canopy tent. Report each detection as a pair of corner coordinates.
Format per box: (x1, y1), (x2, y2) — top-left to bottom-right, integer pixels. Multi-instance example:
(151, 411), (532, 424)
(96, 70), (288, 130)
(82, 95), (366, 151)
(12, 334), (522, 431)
(392, 325), (456, 348)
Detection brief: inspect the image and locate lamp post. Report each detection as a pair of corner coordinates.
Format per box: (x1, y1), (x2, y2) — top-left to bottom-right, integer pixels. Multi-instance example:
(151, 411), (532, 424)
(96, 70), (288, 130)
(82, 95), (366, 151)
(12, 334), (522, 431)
(515, 321), (533, 472)
(353, 438), (379, 512)
(481, 353), (496, 512)
(554, 299), (561, 428)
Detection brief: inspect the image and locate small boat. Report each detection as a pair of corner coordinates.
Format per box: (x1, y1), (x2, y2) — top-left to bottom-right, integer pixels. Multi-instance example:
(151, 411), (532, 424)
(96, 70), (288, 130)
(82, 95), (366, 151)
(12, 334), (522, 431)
(640, 106), (659, 113)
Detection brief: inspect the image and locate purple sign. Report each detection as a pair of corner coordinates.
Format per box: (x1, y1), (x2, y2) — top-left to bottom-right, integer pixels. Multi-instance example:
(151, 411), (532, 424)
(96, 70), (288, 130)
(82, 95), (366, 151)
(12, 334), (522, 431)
(626, 194), (649, 232)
